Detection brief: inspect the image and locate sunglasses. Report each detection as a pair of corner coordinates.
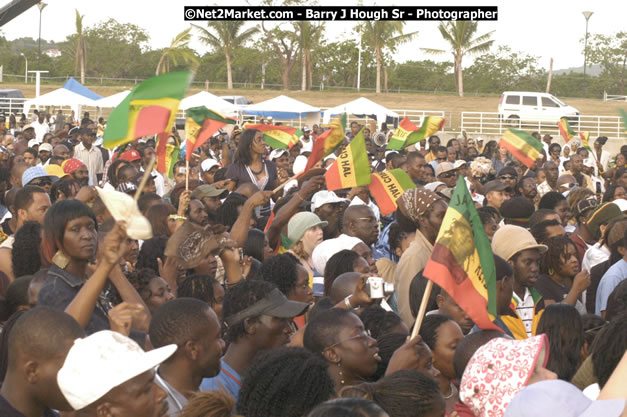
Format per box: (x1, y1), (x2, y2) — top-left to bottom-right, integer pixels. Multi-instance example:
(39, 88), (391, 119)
(499, 175), (517, 180)
(559, 182), (577, 189)
(30, 178), (52, 186)
(439, 171), (456, 178)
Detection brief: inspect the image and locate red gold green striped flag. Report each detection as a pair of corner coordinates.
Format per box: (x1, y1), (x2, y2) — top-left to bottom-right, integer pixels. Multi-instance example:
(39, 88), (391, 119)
(499, 129), (543, 169)
(558, 117), (576, 142)
(103, 71), (191, 150)
(155, 132), (181, 178)
(424, 176), (501, 332)
(185, 106), (236, 161)
(325, 129), (371, 191)
(368, 169), (416, 216)
(387, 117), (420, 150)
(579, 131), (592, 152)
(403, 116), (446, 148)
(244, 124), (298, 149)
(300, 115), (347, 175)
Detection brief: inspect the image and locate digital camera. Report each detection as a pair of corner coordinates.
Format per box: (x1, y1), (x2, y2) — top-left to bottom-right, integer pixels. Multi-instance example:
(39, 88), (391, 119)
(365, 277), (394, 299)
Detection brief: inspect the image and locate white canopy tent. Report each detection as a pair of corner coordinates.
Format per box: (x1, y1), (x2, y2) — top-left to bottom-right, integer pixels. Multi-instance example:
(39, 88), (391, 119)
(96, 90), (131, 108)
(322, 97), (399, 126)
(242, 95), (321, 126)
(180, 91), (239, 116)
(23, 88), (99, 116)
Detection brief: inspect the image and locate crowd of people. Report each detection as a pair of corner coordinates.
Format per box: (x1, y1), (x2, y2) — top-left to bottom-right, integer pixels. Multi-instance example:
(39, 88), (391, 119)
(0, 108), (625, 417)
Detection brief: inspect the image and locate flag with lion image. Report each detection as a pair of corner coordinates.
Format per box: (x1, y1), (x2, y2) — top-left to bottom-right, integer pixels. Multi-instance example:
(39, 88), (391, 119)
(423, 176), (501, 332)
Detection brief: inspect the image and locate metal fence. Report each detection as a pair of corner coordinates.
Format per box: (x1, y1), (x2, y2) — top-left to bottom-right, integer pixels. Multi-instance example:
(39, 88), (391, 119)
(460, 112), (624, 140)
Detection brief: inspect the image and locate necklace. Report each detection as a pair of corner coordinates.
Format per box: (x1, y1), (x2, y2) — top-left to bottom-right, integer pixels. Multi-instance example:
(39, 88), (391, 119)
(443, 383), (455, 399)
(249, 159), (265, 175)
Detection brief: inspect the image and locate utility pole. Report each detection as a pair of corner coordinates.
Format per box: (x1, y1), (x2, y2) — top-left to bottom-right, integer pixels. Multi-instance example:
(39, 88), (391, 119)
(37, 2), (48, 70)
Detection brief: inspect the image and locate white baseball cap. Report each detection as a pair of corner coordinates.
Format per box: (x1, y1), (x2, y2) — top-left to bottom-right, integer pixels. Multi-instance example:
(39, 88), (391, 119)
(57, 330), (177, 410)
(39, 143), (53, 153)
(201, 158), (220, 172)
(310, 190), (349, 212)
(269, 148), (288, 161)
(28, 138), (39, 148)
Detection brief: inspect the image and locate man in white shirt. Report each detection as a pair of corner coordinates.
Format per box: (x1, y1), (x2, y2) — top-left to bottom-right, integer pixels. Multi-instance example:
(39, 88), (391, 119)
(140, 145), (165, 196)
(72, 128), (104, 186)
(299, 126), (313, 153)
(29, 112), (50, 143)
(591, 136), (612, 175)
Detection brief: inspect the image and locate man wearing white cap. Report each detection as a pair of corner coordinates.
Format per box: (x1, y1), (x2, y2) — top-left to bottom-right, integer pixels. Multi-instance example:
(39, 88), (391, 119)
(299, 126), (313, 153)
(200, 158), (220, 185)
(37, 142), (53, 166)
(311, 190), (349, 240)
(57, 330), (176, 417)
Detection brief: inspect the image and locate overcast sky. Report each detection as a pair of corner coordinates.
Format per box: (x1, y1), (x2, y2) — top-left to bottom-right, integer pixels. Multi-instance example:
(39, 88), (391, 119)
(1, 0), (623, 71)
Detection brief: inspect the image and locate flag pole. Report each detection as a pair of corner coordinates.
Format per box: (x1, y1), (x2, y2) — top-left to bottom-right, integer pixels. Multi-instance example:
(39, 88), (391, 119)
(134, 156), (155, 203)
(185, 160), (189, 191)
(410, 280), (434, 339)
(273, 175), (294, 193)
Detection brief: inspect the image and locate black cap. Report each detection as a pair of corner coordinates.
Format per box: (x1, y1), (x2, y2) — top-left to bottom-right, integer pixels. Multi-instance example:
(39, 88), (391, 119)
(499, 196), (535, 227)
(497, 166), (518, 178)
(225, 289), (309, 326)
(595, 136), (608, 145)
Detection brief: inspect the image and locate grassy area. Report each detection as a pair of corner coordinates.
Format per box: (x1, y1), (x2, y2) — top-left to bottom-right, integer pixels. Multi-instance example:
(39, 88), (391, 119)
(3, 82), (623, 116)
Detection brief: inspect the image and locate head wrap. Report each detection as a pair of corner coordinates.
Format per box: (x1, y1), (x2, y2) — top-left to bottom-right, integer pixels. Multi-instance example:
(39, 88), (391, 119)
(399, 188), (442, 224)
(62, 158), (86, 174)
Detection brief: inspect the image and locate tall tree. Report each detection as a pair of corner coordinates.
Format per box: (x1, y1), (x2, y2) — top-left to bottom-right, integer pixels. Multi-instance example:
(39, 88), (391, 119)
(585, 32), (627, 95)
(155, 27), (198, 75)
(422, 21), (494, 97)
(194, 22), (259, 89)
(360, 21), (418, 93)
(296, 21), (325, 90)
(260, 22), (299, 90)
(74, 9), (87, 84)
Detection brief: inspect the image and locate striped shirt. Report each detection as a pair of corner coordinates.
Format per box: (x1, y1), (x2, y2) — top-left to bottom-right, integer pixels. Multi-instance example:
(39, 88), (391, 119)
(512, 287), (535, 337)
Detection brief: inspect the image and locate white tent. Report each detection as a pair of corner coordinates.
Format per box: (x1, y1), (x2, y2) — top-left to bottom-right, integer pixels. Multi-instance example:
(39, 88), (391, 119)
(322, 97), (399, 125)
(96, 90), (131, 108)
(242, 95), (320, 121)
(23, 88), (99, 116)
(180, 91), (239, 116)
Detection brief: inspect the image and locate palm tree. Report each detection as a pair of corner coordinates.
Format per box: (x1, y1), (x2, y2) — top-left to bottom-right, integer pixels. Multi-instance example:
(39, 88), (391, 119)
(422, 21), (495, 97)
(156, 27), (198, 75)
(296, 21), (325, 91)
(360, 21), (418, 93)
(194, 22), (259, 89)
(74, 9), (87, 84)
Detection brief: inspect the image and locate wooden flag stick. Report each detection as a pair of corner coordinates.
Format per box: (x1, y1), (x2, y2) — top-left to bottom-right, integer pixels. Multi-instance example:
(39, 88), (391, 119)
(273, 176), (294, 194)
(410, 280), (434, 339)
(134, 156), (156, 203)
(185, 160), (189, 191)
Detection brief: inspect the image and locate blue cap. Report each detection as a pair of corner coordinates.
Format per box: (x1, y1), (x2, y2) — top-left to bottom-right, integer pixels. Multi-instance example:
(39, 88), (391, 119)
(22, 166), (58, 186)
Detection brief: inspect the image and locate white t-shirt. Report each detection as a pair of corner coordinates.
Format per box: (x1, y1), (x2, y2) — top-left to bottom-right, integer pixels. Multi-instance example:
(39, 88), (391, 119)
(299, 136), (313, 153)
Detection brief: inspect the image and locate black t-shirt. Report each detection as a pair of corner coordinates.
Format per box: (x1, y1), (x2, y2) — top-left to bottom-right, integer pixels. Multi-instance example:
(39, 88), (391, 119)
(535, 274), (568, 303)
(0, 395), (58, 417)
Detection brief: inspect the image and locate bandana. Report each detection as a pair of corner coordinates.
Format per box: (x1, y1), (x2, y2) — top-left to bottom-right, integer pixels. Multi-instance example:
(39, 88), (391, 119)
(399, 188), (441, 223)
(62, 158), (86, 174)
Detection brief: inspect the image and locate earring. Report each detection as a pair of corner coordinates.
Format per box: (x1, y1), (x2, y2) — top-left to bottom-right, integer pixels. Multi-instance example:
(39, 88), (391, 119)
(52, 250), (70, 269)
(338, 361), (345, 386)
(548, 268), (554, 276)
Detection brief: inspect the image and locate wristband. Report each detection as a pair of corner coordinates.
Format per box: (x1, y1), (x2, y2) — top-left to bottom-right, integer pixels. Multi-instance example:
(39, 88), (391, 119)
(344, 295), (353, 310)
(168, 214), (187, 222)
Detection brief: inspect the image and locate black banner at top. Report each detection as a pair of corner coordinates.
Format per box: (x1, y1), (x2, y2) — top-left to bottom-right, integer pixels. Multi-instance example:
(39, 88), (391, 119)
(183, 6), (499, 21)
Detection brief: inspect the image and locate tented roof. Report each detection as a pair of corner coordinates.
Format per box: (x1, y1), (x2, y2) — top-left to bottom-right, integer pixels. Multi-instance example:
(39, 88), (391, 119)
(241, 95), (320, 119)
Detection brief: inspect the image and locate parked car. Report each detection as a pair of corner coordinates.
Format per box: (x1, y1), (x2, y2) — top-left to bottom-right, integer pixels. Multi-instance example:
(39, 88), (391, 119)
(498, 91), (579, 126)
(220, 96), (252, 106)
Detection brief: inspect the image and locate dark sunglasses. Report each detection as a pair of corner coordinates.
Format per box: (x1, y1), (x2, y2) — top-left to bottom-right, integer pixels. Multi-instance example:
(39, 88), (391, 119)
(439, 171), (456, 178)
(499, 175), (517, 180)
(30, 178), (52, 186)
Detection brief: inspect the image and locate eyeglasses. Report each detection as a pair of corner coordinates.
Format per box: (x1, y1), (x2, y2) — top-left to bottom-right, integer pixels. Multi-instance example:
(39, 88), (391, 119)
(30, 178), (51, 186)
(325, 329), (372, 350)
(559, 182), (577, 189)
(499, 175), (517, 180)
(439, 171), (456, 178)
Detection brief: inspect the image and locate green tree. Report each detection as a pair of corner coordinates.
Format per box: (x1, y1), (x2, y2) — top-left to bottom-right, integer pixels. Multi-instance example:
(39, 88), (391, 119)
(359, 21), (418, 93)
(194, 21), (259, 89)
(155, 27), (198, 75)
(389, 60), (455, 93)
(422, 21), (494, 97)
(464, 46), (545, 94)
(74, 9), (87, 84)
(260, 22), (300, 90)
(295, 21), (325, 90)
(584, 32), (627, 95)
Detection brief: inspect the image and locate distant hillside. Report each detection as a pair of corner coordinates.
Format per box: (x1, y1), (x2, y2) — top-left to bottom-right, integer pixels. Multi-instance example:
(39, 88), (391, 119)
(553, 64), (602, 76)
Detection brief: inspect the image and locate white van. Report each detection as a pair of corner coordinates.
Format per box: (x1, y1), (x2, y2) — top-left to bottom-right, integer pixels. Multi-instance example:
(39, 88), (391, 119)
(498, 91), (579, 125)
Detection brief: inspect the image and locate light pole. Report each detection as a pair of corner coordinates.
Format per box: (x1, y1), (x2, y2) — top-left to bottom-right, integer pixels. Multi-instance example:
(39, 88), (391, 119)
(582, 11), (593, 96)
(20, 53), (28, 84)
(37, 2), (47, 70)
